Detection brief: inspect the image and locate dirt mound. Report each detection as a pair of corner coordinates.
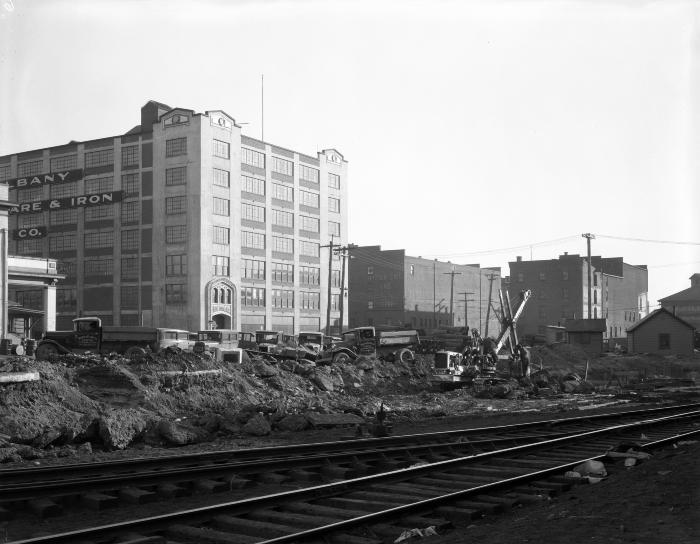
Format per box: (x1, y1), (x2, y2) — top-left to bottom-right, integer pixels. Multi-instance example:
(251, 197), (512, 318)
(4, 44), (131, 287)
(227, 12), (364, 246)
(0, 350), (438, 454)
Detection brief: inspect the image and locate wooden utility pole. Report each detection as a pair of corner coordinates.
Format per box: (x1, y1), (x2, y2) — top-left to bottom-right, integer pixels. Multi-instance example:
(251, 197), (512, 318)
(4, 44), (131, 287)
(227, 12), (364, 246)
(582, 233), (595, 319)
(457, 291), (475, 330)
(443, 269), (462, 327)
(337, 246), (351, 334)
(484, 272), (498, 337)
(433, 259), (437, 329)
(321, 237), (335, 335)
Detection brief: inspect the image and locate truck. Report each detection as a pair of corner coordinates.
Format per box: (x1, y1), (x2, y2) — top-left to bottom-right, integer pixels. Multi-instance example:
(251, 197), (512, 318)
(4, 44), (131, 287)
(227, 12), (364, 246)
(196, 329), (240, 353)
(316, 326), (419, 365)
(35, 317), (191, 360)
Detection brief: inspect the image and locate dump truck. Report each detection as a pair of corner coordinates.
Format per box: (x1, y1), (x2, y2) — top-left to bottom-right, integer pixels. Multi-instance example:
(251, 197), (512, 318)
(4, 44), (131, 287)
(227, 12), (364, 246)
(316, 326), (419, 365)
(35, 317), (191, 360)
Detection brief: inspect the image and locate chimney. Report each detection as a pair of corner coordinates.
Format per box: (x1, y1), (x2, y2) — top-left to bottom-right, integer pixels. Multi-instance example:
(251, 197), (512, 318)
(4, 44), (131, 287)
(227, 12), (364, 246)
(516, 256), (522, 262)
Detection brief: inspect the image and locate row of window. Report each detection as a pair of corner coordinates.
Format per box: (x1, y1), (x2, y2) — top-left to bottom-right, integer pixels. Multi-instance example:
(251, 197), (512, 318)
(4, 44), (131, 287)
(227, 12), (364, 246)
(13, 148), (139, 174)
(16, 173), (140, 203)
(51, 285), (339, 311)
(515, 270), (604, 285)
(241, 260), (330, 285)
(53, 251), (339, 286)
(7, 145), (340, 186)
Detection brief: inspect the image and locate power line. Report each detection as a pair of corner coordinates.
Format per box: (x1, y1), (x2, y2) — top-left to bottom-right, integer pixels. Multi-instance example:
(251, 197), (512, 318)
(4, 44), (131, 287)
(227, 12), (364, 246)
(419, 235), (580, 259)
(596, 235), (700, 246)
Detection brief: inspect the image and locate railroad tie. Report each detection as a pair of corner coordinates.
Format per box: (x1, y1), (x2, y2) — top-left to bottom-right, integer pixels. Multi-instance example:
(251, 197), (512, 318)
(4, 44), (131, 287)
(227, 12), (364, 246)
(320, 496), (390, 512)
(212, 514), (297, 538)
(287, 468), (320, 482)
(156, 483), (190, 498)
(222, 474), (252, 489)
(380, 483), (438, 497)
(116, 534), (167, 544)
(346, 490), (425, 504)
(247, 508), (339, 528)
(27, 497), (62, 519)
(166, 524), (258, 544)
(119, 487), (158, 505)
(375, 453), (402, 471)
(411, 476), (470, 489)
(321, 460), (350, 480)
(80, 491), (119, 510)
(256, 471), (289, 485)
(194, 478), (230, 494)
(285, 500), (366, 519)
(328, 534), (383, 544)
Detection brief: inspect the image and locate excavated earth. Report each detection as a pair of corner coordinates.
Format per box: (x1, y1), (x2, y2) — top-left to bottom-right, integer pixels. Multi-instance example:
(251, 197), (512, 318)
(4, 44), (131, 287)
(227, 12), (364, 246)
(0, 344), (698, 542)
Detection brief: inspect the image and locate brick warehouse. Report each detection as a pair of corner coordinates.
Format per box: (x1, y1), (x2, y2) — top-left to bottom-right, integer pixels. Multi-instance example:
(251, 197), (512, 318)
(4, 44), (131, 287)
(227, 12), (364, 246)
(507, 253), (648, 341)
(0, 101), (348, 334)
(348, 245), (503, 335)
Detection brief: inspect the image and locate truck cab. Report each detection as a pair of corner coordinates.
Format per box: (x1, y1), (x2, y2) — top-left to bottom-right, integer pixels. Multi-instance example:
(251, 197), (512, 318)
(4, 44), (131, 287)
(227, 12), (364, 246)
(197, 330), (240, 353)
(67, 317), (103, 350)
(297, 331), (325, 355)
(255, 330), (284, 353)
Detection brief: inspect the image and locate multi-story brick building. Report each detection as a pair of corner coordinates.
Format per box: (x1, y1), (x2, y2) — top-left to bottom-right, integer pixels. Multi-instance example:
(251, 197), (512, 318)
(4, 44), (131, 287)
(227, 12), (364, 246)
(0, 101), (348, 334)
(507, 253), (648, 340)
(658, 273), (700, 331)
(348, 245), (502, 335)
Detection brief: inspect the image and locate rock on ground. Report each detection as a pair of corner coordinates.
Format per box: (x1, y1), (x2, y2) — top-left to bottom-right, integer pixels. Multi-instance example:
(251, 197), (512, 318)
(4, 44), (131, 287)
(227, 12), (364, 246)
(243, 413), (271, 436)
(275, 414), (309, 432)
(98, 408), (150, 450)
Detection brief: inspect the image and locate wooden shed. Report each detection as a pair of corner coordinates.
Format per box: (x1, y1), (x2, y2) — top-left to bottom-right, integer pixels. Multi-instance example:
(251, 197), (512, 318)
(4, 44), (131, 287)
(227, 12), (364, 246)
(564, 319), (606, 355)
(627, 308), (695, 356)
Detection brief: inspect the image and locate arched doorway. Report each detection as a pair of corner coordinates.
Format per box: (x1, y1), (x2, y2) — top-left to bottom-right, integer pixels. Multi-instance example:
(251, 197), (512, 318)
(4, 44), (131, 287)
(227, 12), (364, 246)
(204, 278), (236, 330)
(212, 313), (231, 329)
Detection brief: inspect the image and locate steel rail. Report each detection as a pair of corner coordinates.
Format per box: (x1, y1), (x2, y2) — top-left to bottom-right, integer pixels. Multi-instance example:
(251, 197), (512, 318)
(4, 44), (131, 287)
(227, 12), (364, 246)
(2, 402), (696, 485)
(11, 408), (700, 544)
(1, 404), (696, 505)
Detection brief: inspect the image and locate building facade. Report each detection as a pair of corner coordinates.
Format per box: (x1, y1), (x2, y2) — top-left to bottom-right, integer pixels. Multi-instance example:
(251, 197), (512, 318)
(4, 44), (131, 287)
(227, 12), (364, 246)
(507, 253), (648, 340)
(627, 308), (695, 356)
(348, 245), (502, 335)
(658, 273), (700, 331)
(0, 101), (348, 334)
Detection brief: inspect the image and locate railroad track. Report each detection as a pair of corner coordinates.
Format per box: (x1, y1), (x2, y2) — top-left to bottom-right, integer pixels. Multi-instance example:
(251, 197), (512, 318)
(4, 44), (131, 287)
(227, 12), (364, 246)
(2, 403), (699, 542)
(10, 406), (700, 544)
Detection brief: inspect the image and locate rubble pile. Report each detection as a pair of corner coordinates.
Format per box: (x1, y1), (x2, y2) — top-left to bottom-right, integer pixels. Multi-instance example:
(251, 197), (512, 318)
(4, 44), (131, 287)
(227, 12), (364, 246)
(0, 345), (696, 463)
(0, 350), (435, 459)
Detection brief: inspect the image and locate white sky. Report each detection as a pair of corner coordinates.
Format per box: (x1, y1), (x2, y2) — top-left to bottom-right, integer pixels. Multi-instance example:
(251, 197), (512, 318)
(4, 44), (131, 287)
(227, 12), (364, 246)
(1, 0), (699, 305)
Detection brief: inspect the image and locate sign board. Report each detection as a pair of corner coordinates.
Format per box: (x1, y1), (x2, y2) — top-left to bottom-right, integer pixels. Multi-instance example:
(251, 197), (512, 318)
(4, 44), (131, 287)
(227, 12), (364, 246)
(325, 151), (342, 165)
(7, 169), (83, 189)
(12, 226), (48, 240)
(9, 191), (123, 215)
(210, 112), (233, 131)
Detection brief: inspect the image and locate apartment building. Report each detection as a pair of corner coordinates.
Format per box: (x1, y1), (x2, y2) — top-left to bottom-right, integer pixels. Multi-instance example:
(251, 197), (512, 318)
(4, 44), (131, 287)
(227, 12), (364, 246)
(507, 253), (648, 340)
(348, 245), (502, 335)
(0, 101), (348, 334)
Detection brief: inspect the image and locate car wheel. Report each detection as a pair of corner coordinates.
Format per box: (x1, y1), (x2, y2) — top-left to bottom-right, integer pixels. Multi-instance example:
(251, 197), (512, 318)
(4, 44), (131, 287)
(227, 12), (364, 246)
(35, 343), (58, 361)
(333, 352), (351, 365)
(125, 346), (147, 361)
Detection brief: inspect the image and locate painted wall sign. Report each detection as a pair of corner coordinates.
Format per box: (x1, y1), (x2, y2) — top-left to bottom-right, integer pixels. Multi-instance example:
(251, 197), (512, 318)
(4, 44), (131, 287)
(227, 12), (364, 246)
(12, 226), (48, 240)
(7, 169), (83, 189)
(9, 190), (123, 215)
